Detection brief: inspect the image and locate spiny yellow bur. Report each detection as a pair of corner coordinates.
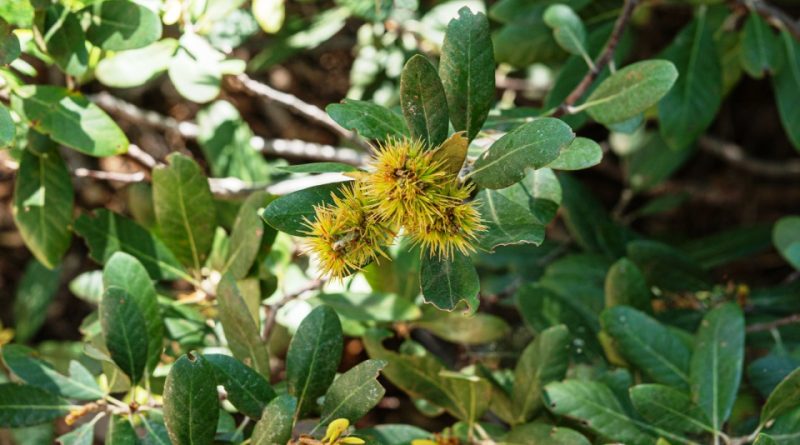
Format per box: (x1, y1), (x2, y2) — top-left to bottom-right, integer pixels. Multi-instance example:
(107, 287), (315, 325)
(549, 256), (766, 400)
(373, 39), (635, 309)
(303, 182), (394, 280)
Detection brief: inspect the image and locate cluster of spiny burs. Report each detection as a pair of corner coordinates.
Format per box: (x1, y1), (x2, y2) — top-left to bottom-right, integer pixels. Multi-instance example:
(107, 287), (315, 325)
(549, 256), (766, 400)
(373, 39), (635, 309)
(304, 136), (485, 280)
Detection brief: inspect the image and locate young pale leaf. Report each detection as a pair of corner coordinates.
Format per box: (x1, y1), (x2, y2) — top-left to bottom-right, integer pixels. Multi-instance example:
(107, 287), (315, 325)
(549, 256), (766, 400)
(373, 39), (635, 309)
(544, 380), (654, 445)
(773, 216), (800, 270)
(740, 12), (779, 78)
(0, 384), (70, 428)
(430, 132), (468, 176)
(205, 354), (276, 419)
(400, 54), (449, 147)
(320, 359), (387, 426)
(13, 259), (60, 342)
(658, 12), (722, 150)
(511, 325), (570, 424)
(439, 7), (494, 141)
(12, 140), (73, 269)
(420, 252), (480, 313)
(11, 85), (129, 156)
(761, 367), (800, 425)
(251, 395), (296, 445)
(2, 345), (104, 401)
(163, 354), (219, 445)
(505, 422), (591, 445)
(773, 31), (800, 151)
(543, 4), (587, 56)
(601, 305), (691, 388)
(101, 287), (149, 385)
(546, 137), (603, 171)
(604, 258), (651, 313)
(74, 209), (187, 281)
(41, 5), (88, 77)
(104, 252), (164, 371)
(216, 274), (271, 376)
(690, 303), (745, 433)
(584, 60), (678, 125)
(471, 118), (575, 189)
(85, 0), (162, 51)
(152, 153), (216, 271)
(96, 38), (178, 88)
(629, 384), (712, 434)
(253, 0), (285, 33)
(224, 191), (272, 279)
(475, 188), (546, 252)
(261, 182), (347, 236)
(286, 305), (343, 416)
(0, 103), (13, 147)
(326, 99), (409, 141)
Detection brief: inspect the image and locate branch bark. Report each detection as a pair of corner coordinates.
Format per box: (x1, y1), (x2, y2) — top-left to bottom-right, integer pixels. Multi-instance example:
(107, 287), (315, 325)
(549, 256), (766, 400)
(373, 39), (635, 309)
(746, 313), (800, 333)
(698, 135), (800, 178)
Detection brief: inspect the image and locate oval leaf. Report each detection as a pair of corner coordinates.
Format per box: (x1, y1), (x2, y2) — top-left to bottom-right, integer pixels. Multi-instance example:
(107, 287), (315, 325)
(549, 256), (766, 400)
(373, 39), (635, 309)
(400, 54), (449, 147)
(320, 359), (387, 426)
(420, 252), (480, 312)
(326, 99), (408, 141)
(85, 0), (162, 51)
(100, 286), (149, 384)
(163, 354), (219, 445)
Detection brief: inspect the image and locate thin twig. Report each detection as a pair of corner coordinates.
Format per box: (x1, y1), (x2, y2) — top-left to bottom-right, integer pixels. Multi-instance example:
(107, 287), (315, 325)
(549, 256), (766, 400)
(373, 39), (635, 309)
(553, 0), (639, 117)
(698, 135), (800, 178)
(73, 168), (146, 183)
(746, 313), (800, 333)
(261, 279), (325, 341)
(127, 143), (161, 169)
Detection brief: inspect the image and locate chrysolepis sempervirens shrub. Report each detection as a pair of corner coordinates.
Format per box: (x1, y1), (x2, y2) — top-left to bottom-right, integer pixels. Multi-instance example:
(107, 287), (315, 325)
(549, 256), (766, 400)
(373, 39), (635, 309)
(2, 0), (800, 445)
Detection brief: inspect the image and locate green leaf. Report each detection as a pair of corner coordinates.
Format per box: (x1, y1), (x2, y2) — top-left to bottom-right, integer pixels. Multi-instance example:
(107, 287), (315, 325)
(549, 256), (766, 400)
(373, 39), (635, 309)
(13, 259), (60, 342)
(754, 434), (779, 445)
(543, 4), (586, 56)
(629, 384), (712, 434)
(326, 99), (409, 141)
(108, 416), (139, 445)
(68, 270), (104, 305)
(627, 240), (710, 292)
(2, 345), (104, 401)
(400, 54), (449, 147)
(320, 359), (386, 426)
(261, 182), (346, 236)
(762, 367), (800, 425)
(690, 303), (745, 432)
(773, 32), (800, 151)
(740, 12), (779, 78)
(559, 174), (629, 258)
(205, 354), (276, 419)
(11, 85), (129, 156)
(601, 306), (691, 388)
(41, 5), (88, 77)
(505, 422), (591, 445)
(658, 12), (722, 150)
(103, 252), (164, 372)
(153, 153), (216, 271)
(416, 312), (510, 345)
(773, 216), (800, 270)
(476, 187), (546, 252)
(96, 38), (178, 88)
(544, 380), (653, 445)
(57, 420), (94, 445)
(584, 59), (678, 125)
(511, 325), (570, 425)
(101, 286), (149, 384)
(224, 191), (271, 279)
(0, 103), (13, 147)
(74, 209), (187, 281)
(85, 0), (162, 51)
(163, 353), (219, 445)
(316, 292), (421, 322)
(12, 140), (73, 269)
(0, 383), (70, 427)
(0, 19), (20, 65)
(625, 131), (692, 192)
(439, 7), (495, 141)
(286, 305), (343, 417)
(471, 118), (575, 189)
(492, 168), (562, 225)
(278, 162), (358, 174)
(251, 395), (296, 445)
(216, 274), (270, 376)
(167, 35), (226, 104)
(420, 252), (480, 312)
(546, 137), (602, 171)
(604, 258), (651, 313)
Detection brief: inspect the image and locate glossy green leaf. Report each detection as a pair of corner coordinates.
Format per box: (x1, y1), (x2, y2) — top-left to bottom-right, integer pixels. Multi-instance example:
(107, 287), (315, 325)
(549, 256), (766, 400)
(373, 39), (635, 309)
(740, 12), (779, 78)
(101, 286), (149, 384)
(85, 0), (161, 51)
(205, 354), (276, 419)
(420, 252), (480, 312)
(471, 118), (575, 189)
(163, 354), (219, 445)
(505, 422), (591, 445)
(762, 367), (800, 425)
(224, 191), (271, 279)
(629, 384), (712, 434)
(251, 395), (296, 445)
(216, 274), (270, 376)
(604, 258), (651, 313)
(320, 359), (386, 426)
(601, 305), (691, 388)
(773, 32), (800, 151)
(261, 182), (346, 236)
(74, 209), (186, 281)
(153, 153), (216, 271)
(104, 252), (164, 371)
(400, 54), (449, 147)
(511, 325), (570, 424)
(584, 59), (678, 125)
(546, 137), (602, 171)
(439, 7), (494, 141)
(286, 305), (343, 416)
(13, 259), (60, 342)
(41, 5), (88, 77)
(476, 187), (546, 252)
(356, 424), (430, 445)
(326, 99), (409, 140)
(0, 103), (13, 147)
(2, 345), (103, 401)
(658, 13), (722, 150)
(96, 38), (178, 88)
(11, 85), (128, 156)
(690, 303), (744, 433)
(12, 140), (73, 269)
(773, 215), (800, 270)
(543, 4), (586, 56)
(0, 384), (70, 427)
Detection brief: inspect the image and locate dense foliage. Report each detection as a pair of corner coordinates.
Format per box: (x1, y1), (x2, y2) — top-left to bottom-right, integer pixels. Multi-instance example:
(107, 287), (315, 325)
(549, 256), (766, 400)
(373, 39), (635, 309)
(1, 0), (800, 444)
